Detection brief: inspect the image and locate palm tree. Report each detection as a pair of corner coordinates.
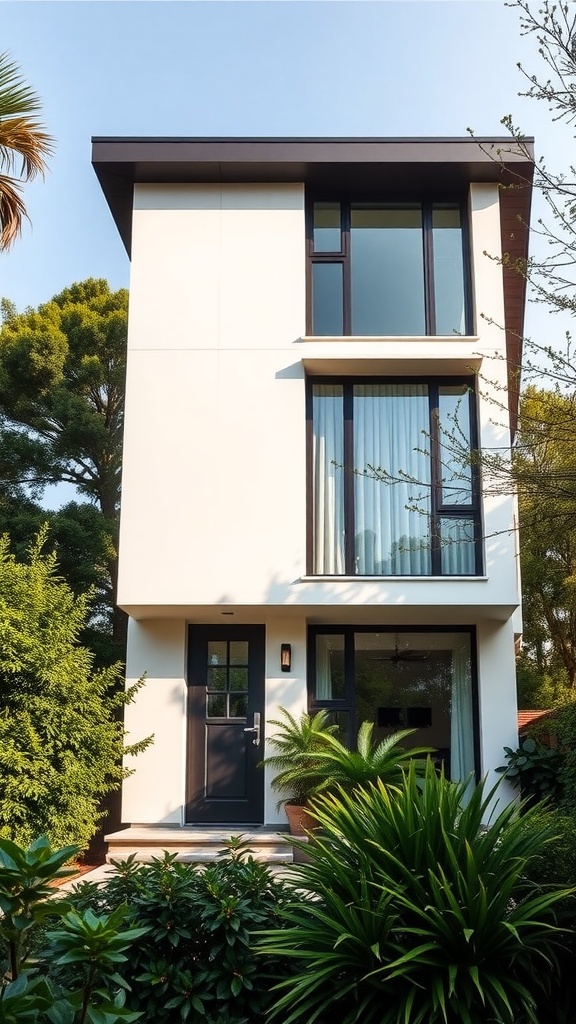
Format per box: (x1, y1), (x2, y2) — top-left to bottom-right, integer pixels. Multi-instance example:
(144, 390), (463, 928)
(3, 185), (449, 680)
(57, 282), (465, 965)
(0, 51), (53, 250)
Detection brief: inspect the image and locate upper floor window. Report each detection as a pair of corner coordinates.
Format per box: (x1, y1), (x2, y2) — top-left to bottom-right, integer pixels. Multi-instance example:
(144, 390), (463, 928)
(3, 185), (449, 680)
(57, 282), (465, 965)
(309, 377), (481, 577)
(308, 201), (471, 337)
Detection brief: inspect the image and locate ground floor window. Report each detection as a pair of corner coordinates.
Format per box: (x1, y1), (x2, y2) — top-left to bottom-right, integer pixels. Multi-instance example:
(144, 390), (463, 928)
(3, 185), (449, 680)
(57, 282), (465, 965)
(309, 627), (478, 782)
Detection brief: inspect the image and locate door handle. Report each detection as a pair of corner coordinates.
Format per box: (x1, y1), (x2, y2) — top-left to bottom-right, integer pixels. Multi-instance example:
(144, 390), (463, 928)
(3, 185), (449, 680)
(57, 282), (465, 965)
(243, 712), (261, 747)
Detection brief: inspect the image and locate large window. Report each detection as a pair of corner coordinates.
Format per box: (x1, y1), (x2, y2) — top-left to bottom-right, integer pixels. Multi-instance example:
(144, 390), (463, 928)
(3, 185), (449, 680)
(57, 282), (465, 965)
(309, 377), (481, 576)
(308, 201), (470, 336)
(309, 627), (478, 783)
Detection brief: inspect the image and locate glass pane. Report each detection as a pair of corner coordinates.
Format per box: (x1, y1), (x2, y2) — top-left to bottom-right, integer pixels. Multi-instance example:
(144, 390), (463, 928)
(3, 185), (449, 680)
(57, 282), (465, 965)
(229, 693), (248, 718)
(439, 518), (476, 574)
(325, 710), (350, 746)
(207, 693), (226, 718)
(207, 667), (227, 691)
(350, 205), (425, 335)
(315, 634), (345, 699)
(207, 641), (227, 666)
(312, 385), (345, 573)
(438, 386), (473, 505)
(229, 667), (248, 691)
(312, 262), (344, 336)
(229, 641), (248, 666)
(313, 202), (341, 252)
(353, 384), (431, 575)
(433, 205), (466, 335)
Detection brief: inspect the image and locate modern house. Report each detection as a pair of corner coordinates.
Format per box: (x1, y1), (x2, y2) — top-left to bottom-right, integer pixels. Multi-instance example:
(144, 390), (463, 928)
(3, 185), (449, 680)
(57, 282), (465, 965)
(91, 137), (533, 851)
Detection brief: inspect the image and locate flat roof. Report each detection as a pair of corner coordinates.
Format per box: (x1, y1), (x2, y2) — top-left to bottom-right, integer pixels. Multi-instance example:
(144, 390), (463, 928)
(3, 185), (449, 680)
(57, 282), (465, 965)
(91, 136), (535, 255)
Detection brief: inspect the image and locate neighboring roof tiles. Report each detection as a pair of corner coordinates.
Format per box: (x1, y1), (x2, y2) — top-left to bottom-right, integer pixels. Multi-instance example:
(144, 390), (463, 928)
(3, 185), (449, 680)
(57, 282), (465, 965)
(518, 709), (554, 732)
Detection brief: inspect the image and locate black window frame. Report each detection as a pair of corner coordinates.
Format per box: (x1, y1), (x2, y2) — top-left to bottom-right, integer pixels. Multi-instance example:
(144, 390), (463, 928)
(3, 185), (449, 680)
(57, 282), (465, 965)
(306, 374), (483, 577)
(306, 196), (473, 337)
(307, 624), (481, 782)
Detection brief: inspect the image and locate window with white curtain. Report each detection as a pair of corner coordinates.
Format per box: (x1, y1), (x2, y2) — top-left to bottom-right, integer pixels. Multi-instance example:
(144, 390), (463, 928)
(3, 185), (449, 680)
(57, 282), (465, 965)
(310, 627), (478, 784)
(310, 377), (480, 576)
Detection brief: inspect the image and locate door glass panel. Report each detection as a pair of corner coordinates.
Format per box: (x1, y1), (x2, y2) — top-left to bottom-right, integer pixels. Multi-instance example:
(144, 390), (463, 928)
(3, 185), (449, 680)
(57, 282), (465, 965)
(229, 694), (248, 718)
(207, 641), (227, 665)
(229, 641), (248, 665)
(433, 205), (466, 336)
(350, 205), (425, 336)
(207, 693), (226, 718)
(313, 202), (341, 252)
(312, 262), (344, 335)
(315, 634), (345, 699)
(207, 667), (227, 690)
(230, 667), (248, 690)
(438, 386), (473, 505)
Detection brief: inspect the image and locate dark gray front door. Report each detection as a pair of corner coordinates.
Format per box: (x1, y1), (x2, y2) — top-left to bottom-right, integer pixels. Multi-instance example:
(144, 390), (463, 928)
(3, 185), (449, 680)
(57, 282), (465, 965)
(186, 625), (265, 823)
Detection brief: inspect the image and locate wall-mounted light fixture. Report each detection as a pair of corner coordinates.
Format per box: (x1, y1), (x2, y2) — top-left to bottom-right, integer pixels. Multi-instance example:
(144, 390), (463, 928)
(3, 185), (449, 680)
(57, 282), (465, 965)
(281, 644), (291, 673)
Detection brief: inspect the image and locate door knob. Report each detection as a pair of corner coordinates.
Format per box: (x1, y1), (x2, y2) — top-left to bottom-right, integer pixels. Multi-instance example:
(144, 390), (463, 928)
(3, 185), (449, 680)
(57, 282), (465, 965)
(243, 712), (261, 747)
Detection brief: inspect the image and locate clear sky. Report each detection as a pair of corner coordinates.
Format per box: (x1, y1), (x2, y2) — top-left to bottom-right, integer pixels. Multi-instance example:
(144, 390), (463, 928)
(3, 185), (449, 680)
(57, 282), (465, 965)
(0, 0), (567, 317)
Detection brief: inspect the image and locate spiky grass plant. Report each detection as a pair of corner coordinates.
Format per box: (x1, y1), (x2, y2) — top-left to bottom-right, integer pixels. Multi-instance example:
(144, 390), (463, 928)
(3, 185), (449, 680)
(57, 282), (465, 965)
(257, 762), (571, 1024)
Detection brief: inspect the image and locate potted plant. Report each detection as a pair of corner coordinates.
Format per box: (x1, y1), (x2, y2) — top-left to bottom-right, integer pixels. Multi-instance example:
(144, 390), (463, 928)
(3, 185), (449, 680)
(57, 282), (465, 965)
(306, 722), (434, 794)
(261, 708), (338, 835)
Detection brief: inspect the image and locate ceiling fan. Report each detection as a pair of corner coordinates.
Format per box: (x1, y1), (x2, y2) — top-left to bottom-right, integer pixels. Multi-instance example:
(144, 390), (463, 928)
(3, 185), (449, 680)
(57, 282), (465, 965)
(366, 636), (430, 665)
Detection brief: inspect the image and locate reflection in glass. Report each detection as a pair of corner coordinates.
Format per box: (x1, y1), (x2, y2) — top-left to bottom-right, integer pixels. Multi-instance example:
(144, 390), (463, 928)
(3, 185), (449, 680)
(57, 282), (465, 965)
(207, 667), (227, 691)
(315, 634), (345, 699)
(313, 202), (341, 252)
(433, 205), (466, 335)
(207, 694), (226, 718)
(207, 641), (227, 666)
(229, 694), (248, 718)
(439, 518), (476, 574)
(438, 385), (473, 505)
(229, 667), (248, 691)
(350, 205), (425, 335)
(312, 262), (344, 335)
(229, 641), (248, 666)
(325, 710), (350, 746)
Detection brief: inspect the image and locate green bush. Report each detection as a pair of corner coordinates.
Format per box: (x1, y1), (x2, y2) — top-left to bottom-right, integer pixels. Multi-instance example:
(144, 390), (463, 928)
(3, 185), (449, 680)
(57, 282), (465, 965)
(496, 736), (562, 803)
(257, 763), (571, 1024)
(69, 843), (293, 1024)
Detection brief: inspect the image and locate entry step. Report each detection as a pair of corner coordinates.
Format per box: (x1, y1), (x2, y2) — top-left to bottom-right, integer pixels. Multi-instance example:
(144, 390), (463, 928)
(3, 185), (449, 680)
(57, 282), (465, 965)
(105, 826), (295, 865)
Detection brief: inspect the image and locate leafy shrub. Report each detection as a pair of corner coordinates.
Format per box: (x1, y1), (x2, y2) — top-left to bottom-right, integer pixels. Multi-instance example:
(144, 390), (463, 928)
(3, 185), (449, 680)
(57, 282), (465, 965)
(257, 762), (571, 1024)
(496, 735), (562, 803)
(69, 842), (292, 1024)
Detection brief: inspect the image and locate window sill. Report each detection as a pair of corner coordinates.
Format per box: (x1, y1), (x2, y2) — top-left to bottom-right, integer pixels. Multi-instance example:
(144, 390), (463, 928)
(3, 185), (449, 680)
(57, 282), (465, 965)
(298, 335), (480, 344)
(300, 575), (488, 582)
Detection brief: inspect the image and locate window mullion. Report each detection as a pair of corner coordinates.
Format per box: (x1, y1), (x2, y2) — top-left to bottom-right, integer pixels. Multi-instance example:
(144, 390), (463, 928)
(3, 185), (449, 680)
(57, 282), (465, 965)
(342, 203), (351, 335)
(429, 384), (441, 573)
(423, 202), (436, 335)
(343, 384), (355, 574)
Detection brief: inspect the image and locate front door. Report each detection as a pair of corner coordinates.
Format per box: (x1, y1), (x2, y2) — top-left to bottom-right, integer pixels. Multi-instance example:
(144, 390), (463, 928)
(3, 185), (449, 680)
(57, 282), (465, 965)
(186, 625), (265, 823)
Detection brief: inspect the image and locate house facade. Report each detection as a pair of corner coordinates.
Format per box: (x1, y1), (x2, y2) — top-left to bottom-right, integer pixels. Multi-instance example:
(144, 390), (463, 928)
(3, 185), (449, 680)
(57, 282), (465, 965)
(92, 137), (533, 828)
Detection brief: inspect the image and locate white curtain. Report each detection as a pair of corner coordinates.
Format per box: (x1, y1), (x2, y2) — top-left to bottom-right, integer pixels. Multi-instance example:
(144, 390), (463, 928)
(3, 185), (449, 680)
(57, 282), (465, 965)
(312, 386), (345, 573)
(440, 518), (476, 575)
(354, 384), (431, 574)
(450, 633), (475, 785)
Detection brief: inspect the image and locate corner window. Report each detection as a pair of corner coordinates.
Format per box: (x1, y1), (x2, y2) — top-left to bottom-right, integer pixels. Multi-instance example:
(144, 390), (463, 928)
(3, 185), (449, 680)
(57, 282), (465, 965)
(309, 377), (481, 576)
(308, 200), (470, 336)
(309, 627), (478, 783)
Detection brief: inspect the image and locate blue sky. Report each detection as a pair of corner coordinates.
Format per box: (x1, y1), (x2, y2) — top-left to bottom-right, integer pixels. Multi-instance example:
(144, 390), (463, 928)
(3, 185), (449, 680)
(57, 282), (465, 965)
(0, 0), (565, 316)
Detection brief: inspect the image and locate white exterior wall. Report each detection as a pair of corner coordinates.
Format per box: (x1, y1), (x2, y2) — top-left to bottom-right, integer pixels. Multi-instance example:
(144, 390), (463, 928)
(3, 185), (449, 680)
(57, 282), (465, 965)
(119, 178), (520, 826)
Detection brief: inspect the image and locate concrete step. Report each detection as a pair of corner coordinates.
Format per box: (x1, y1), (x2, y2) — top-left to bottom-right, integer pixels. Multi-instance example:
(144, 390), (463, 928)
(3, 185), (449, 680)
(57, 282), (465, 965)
(105, 826), (295, 865)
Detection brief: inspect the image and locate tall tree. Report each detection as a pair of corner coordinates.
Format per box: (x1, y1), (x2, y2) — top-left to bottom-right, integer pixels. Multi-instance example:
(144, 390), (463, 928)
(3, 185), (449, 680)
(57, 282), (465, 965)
(0, 50), (53, 249)
(0, 279), (128, 650)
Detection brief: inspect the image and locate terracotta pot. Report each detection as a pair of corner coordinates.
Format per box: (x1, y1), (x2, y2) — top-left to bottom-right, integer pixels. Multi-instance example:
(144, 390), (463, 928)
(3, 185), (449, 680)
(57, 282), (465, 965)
(284, 802), (317, 836)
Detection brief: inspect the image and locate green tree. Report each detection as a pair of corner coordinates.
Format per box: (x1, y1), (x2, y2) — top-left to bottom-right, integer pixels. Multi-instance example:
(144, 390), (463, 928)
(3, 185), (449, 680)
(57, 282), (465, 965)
(0, 279), (128, 651)
(0, 529), (148, 851)
(0, 50), (53, 249)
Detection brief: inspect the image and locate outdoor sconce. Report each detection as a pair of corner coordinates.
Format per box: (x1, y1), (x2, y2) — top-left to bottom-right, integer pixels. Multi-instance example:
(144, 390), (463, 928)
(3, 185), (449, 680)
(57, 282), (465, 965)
(281, 644), (292, 673)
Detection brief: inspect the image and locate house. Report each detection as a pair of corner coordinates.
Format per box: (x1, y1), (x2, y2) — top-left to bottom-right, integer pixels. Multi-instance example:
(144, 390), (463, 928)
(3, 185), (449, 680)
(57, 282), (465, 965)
(91, 137), (534, 850)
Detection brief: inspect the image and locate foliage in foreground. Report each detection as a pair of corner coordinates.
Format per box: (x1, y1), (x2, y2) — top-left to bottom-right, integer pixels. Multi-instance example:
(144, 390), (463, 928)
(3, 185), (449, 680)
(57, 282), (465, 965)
(0, 834), (145, 1024)
(68, 842), (293, 1024)
(257, 763), (571, 1024)
(0, 531), (148, 851)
